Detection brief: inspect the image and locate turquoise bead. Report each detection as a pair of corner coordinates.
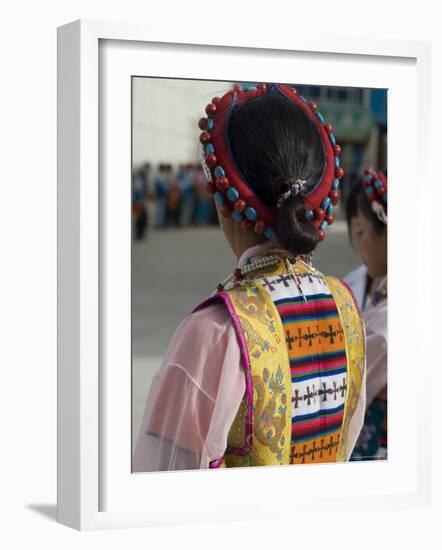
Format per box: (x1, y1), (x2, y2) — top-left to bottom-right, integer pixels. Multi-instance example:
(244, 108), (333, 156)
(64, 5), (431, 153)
(245, 207), (257, 221)
(326, 204), (333, 214)
(264, 227), (277, 240)
(329, 133), (336, 146)
(232, 211), (244, 223)
(227, 187), (239, 201)
(207, 118), (214, 131)
(321, 197), (331, 210)
(335, 156), (340, 167)
(205, 143), (215, 154)
(214, 192), (225, 206)
(320, 220), (328, 230)
(244, 85), (257, 91)
(214, 166), (225, 178)
(299, 95), (307, 103)
(332, 179), (340, 189)
(374, 179), (383, 190)
(305, 209), (314, 219)
(315, 111), (325, 123)
(366, 186), (374, 195)
(383, 192), (388, 203)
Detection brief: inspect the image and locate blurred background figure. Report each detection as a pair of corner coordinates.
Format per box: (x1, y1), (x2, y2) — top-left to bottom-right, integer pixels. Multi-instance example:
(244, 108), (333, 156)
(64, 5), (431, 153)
(132, 162), (151, 241)
(344, 168), (388, 460)
(164, 164), (181, 227)
(177, 163), (195, 227)
(154, 164), (169, 228)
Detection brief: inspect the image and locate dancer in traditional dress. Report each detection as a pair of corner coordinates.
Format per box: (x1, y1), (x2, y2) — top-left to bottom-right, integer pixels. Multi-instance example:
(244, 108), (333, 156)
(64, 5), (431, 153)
(344, 167), (387, 460)
(133, 83), (366, 471)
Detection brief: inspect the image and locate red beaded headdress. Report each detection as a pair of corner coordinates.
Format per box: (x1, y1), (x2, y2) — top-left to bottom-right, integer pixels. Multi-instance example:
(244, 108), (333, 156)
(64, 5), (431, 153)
(198, 83), (344, 241)
(362, 166), (388, 224)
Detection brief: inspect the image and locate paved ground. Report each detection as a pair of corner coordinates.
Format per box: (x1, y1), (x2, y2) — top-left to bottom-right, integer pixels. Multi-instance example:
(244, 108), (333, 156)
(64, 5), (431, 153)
(132, 222), (361, 445)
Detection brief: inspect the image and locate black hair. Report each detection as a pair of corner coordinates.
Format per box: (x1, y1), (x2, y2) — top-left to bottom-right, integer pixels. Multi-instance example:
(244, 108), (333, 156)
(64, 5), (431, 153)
(227, 93), (325, 255)
(345, 179), (386, 242)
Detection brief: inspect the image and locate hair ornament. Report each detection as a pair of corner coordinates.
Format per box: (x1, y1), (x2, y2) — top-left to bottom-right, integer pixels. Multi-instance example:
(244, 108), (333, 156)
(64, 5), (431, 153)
(362, 166), (387, 224)
(276, 178), (307, 207)
(198, 83), (344, 242)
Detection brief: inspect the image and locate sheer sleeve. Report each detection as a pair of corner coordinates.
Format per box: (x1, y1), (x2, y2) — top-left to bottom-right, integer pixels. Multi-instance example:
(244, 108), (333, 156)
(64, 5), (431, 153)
(132, 302), (245, 472)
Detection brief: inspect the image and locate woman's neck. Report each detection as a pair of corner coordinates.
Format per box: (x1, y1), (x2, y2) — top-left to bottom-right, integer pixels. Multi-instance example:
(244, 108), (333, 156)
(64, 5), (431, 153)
(233, 230), (267, 260)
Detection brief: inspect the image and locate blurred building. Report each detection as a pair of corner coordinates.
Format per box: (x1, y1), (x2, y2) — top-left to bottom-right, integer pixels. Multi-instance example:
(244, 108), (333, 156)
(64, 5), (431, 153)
(295, 84), (387, 209)
(132, 77), (233, 170)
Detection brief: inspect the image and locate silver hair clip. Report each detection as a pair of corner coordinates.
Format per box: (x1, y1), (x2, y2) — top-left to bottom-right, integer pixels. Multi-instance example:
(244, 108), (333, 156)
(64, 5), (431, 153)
(277, 178), (307, 208)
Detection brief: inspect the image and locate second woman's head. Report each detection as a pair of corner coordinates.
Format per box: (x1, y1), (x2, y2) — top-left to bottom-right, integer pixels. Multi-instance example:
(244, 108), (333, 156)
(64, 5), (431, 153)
(345, 178), (387, 278)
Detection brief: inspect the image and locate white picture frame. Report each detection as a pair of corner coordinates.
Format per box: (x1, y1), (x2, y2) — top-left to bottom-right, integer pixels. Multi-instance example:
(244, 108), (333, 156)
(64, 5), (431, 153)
(57, 19), (434, 531)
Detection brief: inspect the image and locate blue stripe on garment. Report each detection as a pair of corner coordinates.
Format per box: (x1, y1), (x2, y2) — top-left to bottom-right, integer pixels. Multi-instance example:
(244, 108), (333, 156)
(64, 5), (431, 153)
(274, 293), (332, 306)
(291, 368), (347, 383)
(282, 311), (339, 323)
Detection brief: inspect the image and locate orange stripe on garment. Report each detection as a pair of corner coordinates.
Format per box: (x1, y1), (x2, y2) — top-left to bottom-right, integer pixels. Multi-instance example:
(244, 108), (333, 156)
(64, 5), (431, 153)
(284, 317), (345, 360)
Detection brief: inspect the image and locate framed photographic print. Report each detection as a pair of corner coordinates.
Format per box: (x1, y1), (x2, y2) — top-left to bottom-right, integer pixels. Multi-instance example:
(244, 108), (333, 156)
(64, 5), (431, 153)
(57, 19), (433, 531)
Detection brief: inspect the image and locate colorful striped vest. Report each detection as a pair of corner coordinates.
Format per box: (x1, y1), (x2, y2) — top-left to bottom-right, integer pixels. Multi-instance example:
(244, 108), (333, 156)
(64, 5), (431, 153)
(205, 254), (365, 467)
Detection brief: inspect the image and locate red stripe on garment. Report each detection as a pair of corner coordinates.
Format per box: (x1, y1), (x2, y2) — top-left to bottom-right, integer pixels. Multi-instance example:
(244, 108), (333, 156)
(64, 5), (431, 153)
(291, 411), (344, 437)
(277, 300), (337, 316)
(291, 358), (347, 376)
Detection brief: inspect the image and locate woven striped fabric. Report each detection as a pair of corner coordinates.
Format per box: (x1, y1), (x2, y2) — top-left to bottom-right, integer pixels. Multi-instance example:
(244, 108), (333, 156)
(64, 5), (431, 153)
(256, 267), (348, 464)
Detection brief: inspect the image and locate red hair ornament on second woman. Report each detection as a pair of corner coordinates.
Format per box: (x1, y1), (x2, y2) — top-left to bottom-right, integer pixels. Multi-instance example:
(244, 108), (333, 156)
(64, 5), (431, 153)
(198, 83), (344, 242)
(362, 166), (388, 225)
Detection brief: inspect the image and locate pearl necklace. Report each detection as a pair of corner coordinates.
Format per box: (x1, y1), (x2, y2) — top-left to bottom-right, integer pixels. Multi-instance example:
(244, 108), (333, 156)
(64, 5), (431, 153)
(217, 254), (281, 291)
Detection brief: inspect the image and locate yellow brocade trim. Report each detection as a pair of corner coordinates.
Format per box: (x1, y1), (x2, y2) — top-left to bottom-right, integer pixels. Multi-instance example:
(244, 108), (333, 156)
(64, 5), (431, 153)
(325, 276), (365, 461)
(224, 273), (292, 467)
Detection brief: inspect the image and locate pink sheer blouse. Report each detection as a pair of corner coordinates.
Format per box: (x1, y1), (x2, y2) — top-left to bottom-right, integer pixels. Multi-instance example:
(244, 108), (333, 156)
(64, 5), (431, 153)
(133, 242), (367, 471)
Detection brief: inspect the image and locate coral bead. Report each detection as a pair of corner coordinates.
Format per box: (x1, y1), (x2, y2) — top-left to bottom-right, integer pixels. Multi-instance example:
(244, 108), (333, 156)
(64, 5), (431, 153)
(241, 219), (254, 231)
(205, 153), (217, 169)
(309, 101), (318, 110)
(221, 204), (232, 217)
(212, 96), (221, 105)
(198, 117), (208, 130)
(318, 229), (325, 241)
(324, 123), (334, 134)
(216, 176), (230, 191)
(325, 214), (334, 225)
(205, 181), (216, 194)
(234, 268), (242, 280)
(199, 131), (211, 145)
(254, 220), (265, 234)
(333, 144), (341, 156)
(234, 199), (246, 212)
(314, 208), (325, 220)
(377, 186), (386, 195)
(335, 167), (345, 179)
(234, 84), (242, 92)
(257, 83), (267, 92)
(329, 190), (339, 205)
(205, 103), (217, 116)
